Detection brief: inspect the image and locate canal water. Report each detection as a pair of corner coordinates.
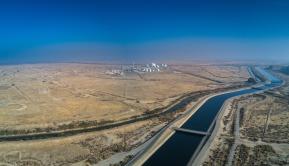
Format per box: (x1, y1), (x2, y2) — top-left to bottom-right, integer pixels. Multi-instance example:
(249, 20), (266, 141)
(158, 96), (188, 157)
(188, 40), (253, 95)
(143, 69), (281, 166)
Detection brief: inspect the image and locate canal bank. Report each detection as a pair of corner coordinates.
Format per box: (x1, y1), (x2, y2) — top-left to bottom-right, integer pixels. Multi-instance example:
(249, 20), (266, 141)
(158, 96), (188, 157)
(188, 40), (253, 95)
(191, 77), (285, 166)
(128, 68), (282, 166)
(128, 86), (260, 166)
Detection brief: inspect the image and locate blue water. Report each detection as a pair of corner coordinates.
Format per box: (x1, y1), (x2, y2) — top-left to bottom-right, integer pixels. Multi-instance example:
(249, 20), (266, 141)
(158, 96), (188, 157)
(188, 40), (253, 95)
(255, 67), (280, 83)
(181, 88), (257, 131)
(143, 68), (281, 166)
(144, 132), (203, 166)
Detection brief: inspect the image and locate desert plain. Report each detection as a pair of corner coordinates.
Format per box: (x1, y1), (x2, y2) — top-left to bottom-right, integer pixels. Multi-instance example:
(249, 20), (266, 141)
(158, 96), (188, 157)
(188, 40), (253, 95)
(203, 70), (289, 166)
(0, 63), (254, 165)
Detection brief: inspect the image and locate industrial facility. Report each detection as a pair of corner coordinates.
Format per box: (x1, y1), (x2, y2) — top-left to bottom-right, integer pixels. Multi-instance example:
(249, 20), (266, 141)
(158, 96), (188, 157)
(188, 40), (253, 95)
(106, 63), (168, 75)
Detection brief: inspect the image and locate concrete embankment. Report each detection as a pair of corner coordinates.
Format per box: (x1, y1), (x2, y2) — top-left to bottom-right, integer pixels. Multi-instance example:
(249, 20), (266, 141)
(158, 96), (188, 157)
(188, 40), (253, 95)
(191, 79), (284, 166)
(127, 86), (254, 166)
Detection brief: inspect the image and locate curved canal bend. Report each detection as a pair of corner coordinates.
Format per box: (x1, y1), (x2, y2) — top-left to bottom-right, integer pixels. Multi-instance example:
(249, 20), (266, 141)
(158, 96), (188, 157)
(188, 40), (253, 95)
(143, 68), (282, 166)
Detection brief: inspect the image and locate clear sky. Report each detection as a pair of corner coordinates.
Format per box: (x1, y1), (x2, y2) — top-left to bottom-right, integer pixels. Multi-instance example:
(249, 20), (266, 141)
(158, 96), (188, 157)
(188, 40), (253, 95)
(1, 0), (289, 64)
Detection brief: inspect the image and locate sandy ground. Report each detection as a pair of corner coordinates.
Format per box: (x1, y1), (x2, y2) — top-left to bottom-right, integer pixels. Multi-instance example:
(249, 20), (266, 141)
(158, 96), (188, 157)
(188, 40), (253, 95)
(0, 63), (250, 165)
(0, 63), (248, 131)
(0, 119), (165, 166)
(201, 73), (289, 166)
(128, 85), (255, 166)
(171, 64), (249, 83)
(128, 98), (205, 166)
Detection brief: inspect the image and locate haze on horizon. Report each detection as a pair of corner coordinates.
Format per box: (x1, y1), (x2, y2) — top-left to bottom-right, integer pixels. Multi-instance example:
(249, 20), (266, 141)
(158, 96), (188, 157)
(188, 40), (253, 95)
(1, 0), (289, 64)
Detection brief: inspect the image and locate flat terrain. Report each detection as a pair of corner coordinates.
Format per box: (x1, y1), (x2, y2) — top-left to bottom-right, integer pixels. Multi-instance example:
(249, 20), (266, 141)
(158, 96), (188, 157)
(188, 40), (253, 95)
(0, 63), (248, 132)
(0, 118), (164, 166)
(203, 71), (289, 166)
(171, 64), (249, 84)
(0, 63), (250, 165)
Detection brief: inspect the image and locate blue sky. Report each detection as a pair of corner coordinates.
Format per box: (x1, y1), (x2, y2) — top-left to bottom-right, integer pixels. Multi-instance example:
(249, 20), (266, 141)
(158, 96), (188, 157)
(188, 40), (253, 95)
(1, 0), (289, 64)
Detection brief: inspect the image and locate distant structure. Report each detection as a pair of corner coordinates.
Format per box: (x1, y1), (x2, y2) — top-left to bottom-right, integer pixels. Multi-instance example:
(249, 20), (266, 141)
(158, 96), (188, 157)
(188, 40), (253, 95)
(129, 62), (168, 73)
(105, 63), (168, 76)
(105, 69), (124, 76)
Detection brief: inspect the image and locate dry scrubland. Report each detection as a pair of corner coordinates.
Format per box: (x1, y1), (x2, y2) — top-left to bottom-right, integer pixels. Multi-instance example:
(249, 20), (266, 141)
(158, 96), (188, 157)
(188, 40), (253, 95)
(0, 63), (250, 165)
(0, 63), (248, 131)
(0, 119), (164, 166)
(171, 65), (249, 84)
(203, 72), (289, 166)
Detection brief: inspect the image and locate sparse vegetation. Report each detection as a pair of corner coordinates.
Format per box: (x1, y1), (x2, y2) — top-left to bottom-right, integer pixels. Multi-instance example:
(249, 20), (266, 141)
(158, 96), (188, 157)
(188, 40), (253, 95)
(0, 63), (252, 165)
(203, 139), (234, 166)
(203, 70), (289, 166)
